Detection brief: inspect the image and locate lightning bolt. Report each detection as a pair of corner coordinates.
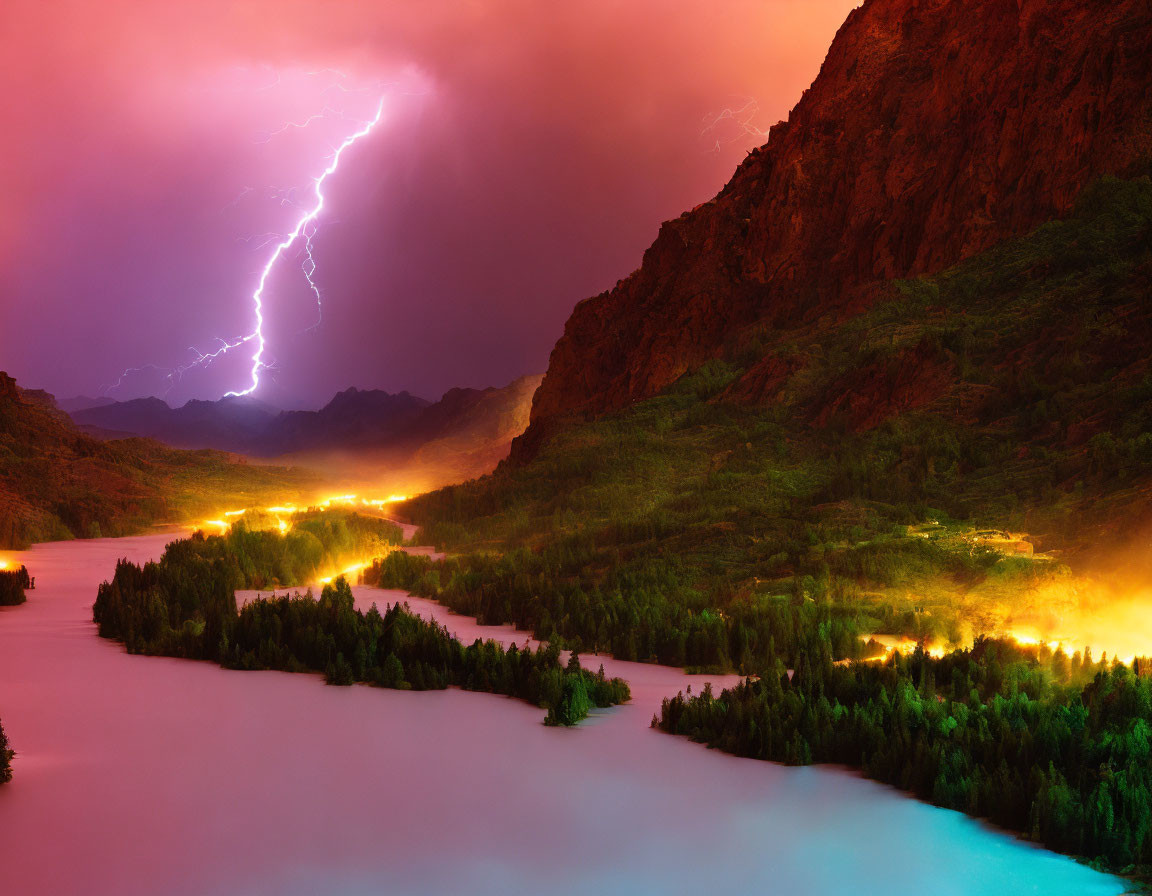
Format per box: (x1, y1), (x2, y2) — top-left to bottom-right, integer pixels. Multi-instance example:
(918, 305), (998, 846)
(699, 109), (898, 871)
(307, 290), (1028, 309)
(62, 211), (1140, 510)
(225, 96), (385, 397)
(100, 336), (261, 398)
(101, 364), (169, 396)
(105, 95), (385, 401)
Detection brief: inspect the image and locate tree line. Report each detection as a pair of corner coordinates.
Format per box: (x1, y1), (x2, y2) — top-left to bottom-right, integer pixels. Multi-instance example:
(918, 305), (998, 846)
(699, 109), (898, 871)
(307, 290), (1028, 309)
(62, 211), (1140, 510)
(657, 636), (1152, 875)
(0, 565), (31, 606)
(92, 520), (629, 726)
(362, 548), (864, 673)
(0, 716), (12, 784)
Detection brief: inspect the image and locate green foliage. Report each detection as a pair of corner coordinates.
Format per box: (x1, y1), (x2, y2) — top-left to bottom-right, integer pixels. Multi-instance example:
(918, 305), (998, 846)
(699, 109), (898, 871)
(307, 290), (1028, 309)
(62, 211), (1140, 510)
(546, 668), (591, 727)
(393, 175), (1152, 674)
(544, 654), (630, 726)
(658, 638), (1152, 875)
(364, 547), (864, 673)
(93, 510), (402, 654)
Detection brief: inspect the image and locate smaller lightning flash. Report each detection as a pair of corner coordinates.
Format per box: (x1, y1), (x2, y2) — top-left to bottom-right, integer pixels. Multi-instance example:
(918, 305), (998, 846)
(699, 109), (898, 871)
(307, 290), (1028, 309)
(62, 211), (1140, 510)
(255, 106), (363, 145)
(701, 98), (769, 153)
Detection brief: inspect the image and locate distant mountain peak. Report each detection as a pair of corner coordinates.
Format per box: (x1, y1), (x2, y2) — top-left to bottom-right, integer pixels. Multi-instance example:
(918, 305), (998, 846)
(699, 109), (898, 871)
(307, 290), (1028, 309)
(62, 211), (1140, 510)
(67, 377), (541, 464)
(56, 395), (118, 414)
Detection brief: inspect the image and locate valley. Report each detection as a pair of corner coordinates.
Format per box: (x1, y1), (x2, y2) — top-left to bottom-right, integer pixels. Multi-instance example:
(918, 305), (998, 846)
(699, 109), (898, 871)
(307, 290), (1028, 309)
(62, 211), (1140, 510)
(2, 0), (1151, 891)
(0, 533), (1127, 896)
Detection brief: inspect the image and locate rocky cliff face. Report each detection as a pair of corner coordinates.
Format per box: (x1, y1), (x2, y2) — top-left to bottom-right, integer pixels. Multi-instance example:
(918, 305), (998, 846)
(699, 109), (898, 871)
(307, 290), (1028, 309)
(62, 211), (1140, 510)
(518, 0), (1152, 456)
(0, 373), (18, 403)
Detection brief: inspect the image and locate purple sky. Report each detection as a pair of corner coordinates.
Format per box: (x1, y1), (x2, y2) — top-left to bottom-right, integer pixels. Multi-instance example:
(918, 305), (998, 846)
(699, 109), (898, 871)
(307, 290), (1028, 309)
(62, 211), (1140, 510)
(1, 1), (855, 407)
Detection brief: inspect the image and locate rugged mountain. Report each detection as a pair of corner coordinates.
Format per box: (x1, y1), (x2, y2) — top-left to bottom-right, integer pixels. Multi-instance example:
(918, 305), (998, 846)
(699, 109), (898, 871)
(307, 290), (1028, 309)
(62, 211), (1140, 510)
(399, 0), (1152, 660)
(71, 390), (428, 455)
(402, 375), (544, 482)
(71, 395), (282, 453)
(400, 168), (1152, 707)
(382, 2), (1152, 874)
(259, 388), (430, 455)
(0, 373), (316, 549)
(270, 375), (545, 496)
(519, 0), (1152, 457)
(69, 377), (542, 474)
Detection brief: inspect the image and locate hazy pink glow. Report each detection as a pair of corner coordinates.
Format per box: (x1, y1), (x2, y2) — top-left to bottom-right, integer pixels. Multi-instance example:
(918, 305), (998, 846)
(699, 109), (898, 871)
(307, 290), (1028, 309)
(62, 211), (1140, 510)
(0, 1), (858, 405)
(0, 534), (1124, 895)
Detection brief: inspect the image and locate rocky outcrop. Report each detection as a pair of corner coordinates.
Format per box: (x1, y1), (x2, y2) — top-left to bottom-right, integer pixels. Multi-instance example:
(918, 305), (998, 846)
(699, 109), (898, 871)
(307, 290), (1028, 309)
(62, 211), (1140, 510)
(517, 0), (1152, 457)
(0, 373), (18, 403)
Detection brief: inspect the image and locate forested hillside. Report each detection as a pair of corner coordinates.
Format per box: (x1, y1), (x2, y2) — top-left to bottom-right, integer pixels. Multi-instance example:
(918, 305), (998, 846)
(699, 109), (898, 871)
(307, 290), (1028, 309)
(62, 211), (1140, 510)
(0, 372), (317, 548)
(395, 176), (1152, 668)
(658, 640), (1152, 874)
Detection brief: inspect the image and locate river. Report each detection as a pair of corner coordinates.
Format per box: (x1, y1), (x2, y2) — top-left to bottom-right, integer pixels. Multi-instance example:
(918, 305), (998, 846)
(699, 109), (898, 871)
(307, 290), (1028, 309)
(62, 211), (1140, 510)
(0, 534), (1127, 895)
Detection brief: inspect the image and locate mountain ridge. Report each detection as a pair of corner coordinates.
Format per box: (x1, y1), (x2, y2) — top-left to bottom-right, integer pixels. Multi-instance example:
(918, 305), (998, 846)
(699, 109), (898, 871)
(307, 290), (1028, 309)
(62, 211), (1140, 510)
(70, 378), (539, 460)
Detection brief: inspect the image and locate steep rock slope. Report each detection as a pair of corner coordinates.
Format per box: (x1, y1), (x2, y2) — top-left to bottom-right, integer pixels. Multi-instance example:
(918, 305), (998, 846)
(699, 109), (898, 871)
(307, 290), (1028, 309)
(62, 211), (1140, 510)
(521, 0), (1152, 455)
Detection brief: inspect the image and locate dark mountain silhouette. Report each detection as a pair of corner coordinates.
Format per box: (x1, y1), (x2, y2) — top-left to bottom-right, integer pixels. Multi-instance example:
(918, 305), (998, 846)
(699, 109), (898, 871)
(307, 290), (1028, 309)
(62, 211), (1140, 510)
(55, 395), (117, 414)
(69, 377), (543, 471)
(72, 395), (282, 453)
(258, 388), (430, 455)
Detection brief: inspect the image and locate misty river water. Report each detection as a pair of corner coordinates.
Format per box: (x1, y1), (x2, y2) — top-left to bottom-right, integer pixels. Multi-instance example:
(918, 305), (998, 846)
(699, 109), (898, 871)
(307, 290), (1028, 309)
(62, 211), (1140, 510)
(0, 534), (1128, 895)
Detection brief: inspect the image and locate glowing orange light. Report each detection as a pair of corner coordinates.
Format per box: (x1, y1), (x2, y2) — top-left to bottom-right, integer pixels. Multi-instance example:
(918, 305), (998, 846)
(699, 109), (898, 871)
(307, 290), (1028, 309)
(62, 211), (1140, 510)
(1004, 628), (1064, 651)
(319, 561), (366, 585)
(360, 494), (409, 506)
(860, 634), (947, 663)
(316, 494), (357, 508)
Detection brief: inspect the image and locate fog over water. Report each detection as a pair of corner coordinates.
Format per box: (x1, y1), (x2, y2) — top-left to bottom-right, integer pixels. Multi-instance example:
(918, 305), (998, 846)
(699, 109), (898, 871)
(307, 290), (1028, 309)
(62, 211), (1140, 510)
(0, 535), (1127, 895)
